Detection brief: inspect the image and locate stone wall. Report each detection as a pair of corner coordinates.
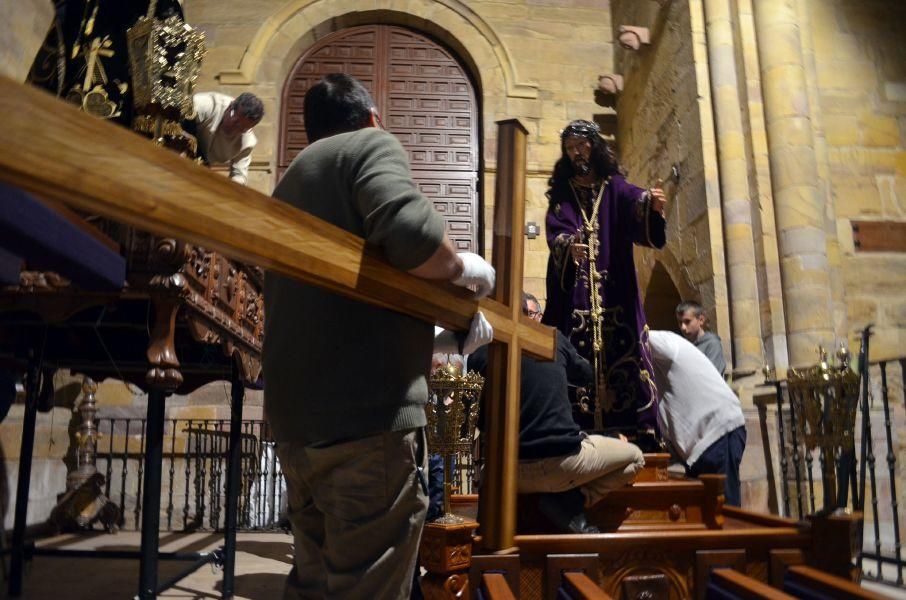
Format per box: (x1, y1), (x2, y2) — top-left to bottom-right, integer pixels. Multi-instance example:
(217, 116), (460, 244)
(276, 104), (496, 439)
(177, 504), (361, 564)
(805, 0), (906, 361)
(804, 2), (906, 552)
(181, 0), (614, 297)
(610, 0), (727, 345)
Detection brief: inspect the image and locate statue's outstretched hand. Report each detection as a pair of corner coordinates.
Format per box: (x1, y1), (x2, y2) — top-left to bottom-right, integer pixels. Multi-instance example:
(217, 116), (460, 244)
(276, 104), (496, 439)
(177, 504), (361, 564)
(649, 180), (667, 216)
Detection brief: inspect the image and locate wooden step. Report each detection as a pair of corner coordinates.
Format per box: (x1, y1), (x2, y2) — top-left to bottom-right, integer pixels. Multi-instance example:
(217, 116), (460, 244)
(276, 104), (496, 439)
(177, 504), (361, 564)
(449, 457), (724, 534)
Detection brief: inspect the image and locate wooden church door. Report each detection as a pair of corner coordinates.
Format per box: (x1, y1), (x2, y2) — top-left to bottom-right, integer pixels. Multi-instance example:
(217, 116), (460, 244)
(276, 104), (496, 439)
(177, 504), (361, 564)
(279, 24), (481, 252)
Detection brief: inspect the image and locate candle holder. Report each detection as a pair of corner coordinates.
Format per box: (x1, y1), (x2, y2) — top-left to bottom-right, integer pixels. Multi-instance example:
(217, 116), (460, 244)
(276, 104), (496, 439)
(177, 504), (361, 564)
(787, 345), (859, 510)
(425, 363), (484, 524)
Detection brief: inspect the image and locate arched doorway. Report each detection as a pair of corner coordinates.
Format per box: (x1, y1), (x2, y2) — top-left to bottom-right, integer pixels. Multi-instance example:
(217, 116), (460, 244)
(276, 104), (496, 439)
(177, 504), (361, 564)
(643, 261), (682, 332)
(279, 24), (482, 252)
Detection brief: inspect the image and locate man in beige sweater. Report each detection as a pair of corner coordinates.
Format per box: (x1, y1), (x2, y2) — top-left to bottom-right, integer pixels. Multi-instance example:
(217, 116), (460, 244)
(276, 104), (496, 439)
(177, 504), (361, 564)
(191, 91), (264, 185)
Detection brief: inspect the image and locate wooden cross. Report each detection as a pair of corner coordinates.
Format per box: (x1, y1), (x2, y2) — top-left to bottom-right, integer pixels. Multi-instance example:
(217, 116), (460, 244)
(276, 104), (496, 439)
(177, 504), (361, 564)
(0, 76), (555, 551)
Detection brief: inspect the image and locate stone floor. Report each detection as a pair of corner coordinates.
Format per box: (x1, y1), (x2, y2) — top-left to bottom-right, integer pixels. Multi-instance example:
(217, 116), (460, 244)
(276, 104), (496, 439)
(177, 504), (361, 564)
(1, 531), (293, 599)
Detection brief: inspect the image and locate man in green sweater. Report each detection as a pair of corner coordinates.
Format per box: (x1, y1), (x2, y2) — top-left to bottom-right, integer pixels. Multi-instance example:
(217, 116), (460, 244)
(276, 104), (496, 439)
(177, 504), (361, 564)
(264, 73), (495, 599)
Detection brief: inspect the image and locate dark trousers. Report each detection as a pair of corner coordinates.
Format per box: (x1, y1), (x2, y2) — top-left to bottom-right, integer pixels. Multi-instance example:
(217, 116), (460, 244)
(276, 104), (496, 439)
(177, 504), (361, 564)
(687, 425), (747, 507)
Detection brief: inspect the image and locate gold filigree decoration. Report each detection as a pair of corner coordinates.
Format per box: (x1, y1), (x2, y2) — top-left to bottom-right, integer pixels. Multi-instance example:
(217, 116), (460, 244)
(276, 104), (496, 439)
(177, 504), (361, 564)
(127, 15), (205, 117)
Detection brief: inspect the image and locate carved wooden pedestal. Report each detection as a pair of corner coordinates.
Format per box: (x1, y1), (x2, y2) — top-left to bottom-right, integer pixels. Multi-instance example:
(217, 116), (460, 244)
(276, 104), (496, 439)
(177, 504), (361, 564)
(420, 520), (478, 599)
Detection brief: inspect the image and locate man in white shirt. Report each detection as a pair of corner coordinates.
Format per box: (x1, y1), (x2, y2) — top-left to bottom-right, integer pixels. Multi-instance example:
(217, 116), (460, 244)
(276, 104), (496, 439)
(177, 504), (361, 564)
(191, 91), (264, 185)
(647, 330), (747, 506)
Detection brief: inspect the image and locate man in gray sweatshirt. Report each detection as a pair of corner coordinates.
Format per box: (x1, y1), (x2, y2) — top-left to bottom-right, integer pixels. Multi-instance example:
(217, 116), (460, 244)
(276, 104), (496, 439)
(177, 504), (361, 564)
(676, 300), (727, 376)
(265, 73), (495, 600)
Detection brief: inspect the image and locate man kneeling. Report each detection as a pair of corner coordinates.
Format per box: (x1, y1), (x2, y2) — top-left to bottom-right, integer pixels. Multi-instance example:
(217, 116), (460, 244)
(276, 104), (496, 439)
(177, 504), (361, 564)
(469, 294), (645, 533)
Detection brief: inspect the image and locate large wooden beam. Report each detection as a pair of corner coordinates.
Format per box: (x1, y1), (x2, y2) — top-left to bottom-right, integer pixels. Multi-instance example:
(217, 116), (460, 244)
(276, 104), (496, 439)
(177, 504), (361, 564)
(480, 120), (528, 552)
(0, 76), (556, 361)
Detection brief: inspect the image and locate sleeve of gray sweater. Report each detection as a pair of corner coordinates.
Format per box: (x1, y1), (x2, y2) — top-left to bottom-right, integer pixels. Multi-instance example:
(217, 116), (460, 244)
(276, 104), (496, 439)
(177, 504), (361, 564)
(695, 332), (727, 376)
(348, 129), (446, 270)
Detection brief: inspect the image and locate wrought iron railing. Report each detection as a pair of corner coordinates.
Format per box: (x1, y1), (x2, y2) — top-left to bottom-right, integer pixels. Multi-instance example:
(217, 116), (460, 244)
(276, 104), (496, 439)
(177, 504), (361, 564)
(93, 418), (285, 532)
(769, 328), (904, 588)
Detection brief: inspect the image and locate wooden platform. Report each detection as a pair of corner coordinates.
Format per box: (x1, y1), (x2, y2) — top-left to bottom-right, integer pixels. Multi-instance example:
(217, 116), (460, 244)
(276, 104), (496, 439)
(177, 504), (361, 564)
(424, 455), (866, 599)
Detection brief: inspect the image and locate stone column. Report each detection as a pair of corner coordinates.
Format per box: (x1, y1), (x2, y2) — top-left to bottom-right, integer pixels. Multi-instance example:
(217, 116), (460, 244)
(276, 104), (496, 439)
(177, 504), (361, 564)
(703, 0), (763, 373)
(752, 0), (834, 366)
(795, 0), (848, 343)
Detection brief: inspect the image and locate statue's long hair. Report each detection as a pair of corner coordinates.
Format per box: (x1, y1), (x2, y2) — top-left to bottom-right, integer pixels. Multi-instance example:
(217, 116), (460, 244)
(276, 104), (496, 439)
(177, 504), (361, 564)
(546, 135), (621, 209)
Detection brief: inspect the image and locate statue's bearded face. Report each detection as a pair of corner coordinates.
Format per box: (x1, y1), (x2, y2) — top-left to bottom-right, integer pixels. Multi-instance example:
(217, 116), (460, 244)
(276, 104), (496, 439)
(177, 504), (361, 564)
(564, 135), (593, 176)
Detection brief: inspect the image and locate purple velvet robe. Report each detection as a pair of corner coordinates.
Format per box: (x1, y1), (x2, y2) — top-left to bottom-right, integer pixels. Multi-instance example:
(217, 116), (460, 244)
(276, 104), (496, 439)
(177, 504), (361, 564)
(541, 175), (666, 432)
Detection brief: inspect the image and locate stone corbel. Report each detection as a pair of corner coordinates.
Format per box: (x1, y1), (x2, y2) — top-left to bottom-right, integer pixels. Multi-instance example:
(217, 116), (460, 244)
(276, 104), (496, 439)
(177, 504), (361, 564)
(598, 74), (624, 96)
(618, 25), (651, 51)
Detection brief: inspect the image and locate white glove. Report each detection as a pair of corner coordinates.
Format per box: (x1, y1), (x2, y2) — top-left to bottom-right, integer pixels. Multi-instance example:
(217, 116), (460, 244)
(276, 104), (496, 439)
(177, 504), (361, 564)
(433, 311), (494, 355)
(452, 252), (495, 298)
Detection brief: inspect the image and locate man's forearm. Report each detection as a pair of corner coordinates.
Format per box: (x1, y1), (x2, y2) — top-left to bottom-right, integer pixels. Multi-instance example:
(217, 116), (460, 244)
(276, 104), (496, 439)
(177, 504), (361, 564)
(407, 236), (463, 281)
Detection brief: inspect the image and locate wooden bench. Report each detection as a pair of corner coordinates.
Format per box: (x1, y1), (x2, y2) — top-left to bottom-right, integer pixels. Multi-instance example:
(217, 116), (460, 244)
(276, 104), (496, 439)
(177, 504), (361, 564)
(708, 568), (795, 599)
(707, 565), (890, 600)
(784, 565), (888, 599)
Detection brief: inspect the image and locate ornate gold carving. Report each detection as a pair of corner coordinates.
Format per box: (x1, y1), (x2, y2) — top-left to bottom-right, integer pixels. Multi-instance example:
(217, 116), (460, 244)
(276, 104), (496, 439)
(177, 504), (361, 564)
(133, 115), (198, 155)
(127, 12), (205, 156)
(127, 15), (205, 117)
(421, 572), (468, 600)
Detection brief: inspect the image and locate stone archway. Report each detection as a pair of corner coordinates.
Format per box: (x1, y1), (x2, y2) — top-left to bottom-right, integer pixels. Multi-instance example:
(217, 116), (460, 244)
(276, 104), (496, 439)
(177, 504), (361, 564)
(215, 0), (537, 102)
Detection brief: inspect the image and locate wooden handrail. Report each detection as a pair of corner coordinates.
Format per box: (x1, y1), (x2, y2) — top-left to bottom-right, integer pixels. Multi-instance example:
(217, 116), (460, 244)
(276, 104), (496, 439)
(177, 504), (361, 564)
(786, 566), (887, 599)
(562, 572), (613, 599)
(515, 527), (810, 556)
(710, 568), (795, 599)
(722, 506), (800, 528)
(481, 573), (517, 600)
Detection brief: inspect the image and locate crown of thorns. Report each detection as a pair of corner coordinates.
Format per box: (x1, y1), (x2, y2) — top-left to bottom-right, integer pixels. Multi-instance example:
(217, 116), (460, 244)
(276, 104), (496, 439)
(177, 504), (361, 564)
(560, 119), (600, 140)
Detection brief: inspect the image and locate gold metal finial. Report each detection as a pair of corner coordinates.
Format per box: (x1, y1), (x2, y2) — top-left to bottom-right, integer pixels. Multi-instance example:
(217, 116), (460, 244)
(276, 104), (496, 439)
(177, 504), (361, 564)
(81, 377), (98, 395)
(836, 342), (851, 370)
